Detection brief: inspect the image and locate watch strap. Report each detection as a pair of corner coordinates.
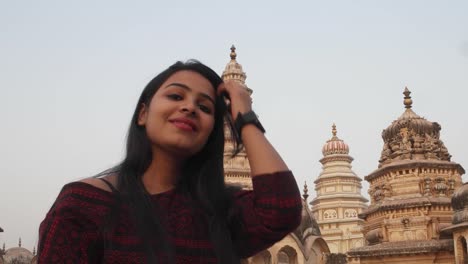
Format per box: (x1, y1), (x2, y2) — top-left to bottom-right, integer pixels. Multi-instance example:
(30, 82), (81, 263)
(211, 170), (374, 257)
(234, 110), (266, 136)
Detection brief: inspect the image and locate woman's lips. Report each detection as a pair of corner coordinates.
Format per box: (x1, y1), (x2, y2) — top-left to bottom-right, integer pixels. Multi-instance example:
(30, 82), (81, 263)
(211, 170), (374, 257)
(170, 118), (197, 132)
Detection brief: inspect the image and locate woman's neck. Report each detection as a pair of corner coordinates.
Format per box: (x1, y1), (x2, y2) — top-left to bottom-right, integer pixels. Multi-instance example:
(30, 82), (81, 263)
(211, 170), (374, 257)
(142, 152), (184, 195)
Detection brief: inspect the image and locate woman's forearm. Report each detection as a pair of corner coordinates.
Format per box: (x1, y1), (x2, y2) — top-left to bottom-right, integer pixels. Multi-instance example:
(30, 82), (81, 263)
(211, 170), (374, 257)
(241, 124), (289, 176)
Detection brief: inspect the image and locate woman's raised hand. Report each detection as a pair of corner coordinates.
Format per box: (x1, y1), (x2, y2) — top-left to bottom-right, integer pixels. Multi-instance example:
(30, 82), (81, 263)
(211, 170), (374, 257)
(217, 80), (252, 119)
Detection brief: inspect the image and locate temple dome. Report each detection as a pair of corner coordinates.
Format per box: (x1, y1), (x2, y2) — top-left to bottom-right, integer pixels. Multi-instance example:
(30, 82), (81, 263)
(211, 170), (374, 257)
(378, 87), (451, 167)
(322, 124), (349, 156)
(382, 88), (439, 143)
(2, 247), (33, 263)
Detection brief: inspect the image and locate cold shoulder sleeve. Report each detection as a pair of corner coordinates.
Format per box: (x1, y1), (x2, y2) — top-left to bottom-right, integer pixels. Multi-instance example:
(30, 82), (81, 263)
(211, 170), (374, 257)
(230, 171), (302, 258)
(38, 182), (113, 263)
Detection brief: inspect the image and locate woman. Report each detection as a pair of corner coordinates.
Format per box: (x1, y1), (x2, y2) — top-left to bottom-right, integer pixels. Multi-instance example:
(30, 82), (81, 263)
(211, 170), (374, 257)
(38, 60), (302, 263)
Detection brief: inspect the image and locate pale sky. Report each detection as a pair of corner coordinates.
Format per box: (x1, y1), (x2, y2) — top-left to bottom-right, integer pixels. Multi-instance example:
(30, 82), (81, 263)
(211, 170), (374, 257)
(1, 0), (467, 250)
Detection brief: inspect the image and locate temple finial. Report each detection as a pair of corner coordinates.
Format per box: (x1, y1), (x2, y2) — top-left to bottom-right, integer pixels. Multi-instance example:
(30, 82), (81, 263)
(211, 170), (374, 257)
(403, 86), (413, 109)
(230, 45), (237, 60)
(303, 181), (309, 201)
(18, 237), (21, 247)
(332, 123), (337, 137)
(33, 246), (36, 255)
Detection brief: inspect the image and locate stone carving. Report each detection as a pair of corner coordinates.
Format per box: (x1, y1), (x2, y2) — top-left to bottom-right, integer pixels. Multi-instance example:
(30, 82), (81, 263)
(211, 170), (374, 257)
(412, 132), (424, 154)
(448, 178), (455, 192)
(371, 186), (384, 202)
(433, 176), (448, 197)
(423, 177), (432, 196)
(401, 217), (410, 227)
(389, 136), (402, 159)
(399, 128), (412, 159)
(438, 140), (451, 160)
(379, 143), (392, 164)
(378, 111), (452, 166)
(324, 209), (337, 220)
(344, 209), (358, 218)
(420, 176), (456, 197)
(423, 133), (438, 159)
(382, 183), (393, 198)
(365, 229), (383, 245)
(369, 183), (392, 202)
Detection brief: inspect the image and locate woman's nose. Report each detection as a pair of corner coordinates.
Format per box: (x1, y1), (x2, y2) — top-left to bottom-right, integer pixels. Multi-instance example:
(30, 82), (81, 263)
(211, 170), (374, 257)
(180, 102), (196, 116)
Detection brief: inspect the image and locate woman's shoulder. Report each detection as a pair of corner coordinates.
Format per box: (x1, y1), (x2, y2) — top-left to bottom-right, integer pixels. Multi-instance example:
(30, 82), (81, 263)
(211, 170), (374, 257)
(54, 174), (118, 205)
(44, 176), (118, 220)
(40, 177), (120, 235)
(79, 174), (118, 193)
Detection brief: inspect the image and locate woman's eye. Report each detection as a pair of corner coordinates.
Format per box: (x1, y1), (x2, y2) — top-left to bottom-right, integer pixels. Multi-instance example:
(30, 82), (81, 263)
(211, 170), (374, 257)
(198, 104), (212, 114)
(167, 94), (183, 100)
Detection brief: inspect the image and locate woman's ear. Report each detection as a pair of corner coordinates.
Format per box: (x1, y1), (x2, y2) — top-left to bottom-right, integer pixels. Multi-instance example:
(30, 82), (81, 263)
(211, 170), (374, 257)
(137, 103), (148, 126)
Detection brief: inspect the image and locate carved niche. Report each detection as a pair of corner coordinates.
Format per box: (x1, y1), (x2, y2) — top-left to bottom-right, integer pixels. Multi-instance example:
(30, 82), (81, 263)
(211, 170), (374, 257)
(420, 176), (456, 197)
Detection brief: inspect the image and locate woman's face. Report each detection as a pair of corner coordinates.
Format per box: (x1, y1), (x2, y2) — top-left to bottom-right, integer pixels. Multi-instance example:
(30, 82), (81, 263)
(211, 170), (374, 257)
(138, 70), (217, 158)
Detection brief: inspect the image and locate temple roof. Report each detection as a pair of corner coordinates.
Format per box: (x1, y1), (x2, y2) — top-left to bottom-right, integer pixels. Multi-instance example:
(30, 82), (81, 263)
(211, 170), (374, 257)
(222, 46), (246, 83)
(322, 124), (349, 156)
(221, 45), (252, 94)
(294, 196), (322, 241)
(2, 247), (34, 263)
(359, 195), (452, 218)
(348, 239), (453, 257)
(377, 87), (453, 168)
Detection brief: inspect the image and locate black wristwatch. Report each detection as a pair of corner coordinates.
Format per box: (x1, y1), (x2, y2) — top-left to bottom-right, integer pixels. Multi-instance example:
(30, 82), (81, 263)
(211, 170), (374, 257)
(234, 110), (266, 136)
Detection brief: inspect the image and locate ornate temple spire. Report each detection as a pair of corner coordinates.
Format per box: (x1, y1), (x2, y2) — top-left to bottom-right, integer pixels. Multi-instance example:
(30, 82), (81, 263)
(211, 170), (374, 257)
(33, 246), (36, 256)
(303, 181), (309, 201)
(398, 86), (420, 120)
(332, 123), (338, 139)
(222, 45), (253, 189)
(322, 123), (350, 156)
(230, 45), (237, 60)
(18, 237), (21, 247)
(221, 45), (252, 94)
(403, 86), (413, 109)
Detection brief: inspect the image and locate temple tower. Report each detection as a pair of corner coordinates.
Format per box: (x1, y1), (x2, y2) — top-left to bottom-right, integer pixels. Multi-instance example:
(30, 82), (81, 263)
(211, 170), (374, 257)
(311, 124), (368, 253)
(222, 45), (253, 189)
(348, 88), (465, 264)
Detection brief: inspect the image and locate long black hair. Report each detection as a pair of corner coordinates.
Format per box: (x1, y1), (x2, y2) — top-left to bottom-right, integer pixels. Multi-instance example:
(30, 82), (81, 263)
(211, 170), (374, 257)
(104, 60), (242, 263)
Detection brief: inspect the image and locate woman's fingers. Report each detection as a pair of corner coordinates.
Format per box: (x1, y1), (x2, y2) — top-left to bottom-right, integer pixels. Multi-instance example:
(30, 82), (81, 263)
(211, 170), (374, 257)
(218, 81), (252, 117)
(217, 82), (227, 97)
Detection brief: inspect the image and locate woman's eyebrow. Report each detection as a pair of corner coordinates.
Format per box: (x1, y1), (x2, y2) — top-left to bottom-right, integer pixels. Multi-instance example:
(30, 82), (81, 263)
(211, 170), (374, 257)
(165, 82), (215, 105)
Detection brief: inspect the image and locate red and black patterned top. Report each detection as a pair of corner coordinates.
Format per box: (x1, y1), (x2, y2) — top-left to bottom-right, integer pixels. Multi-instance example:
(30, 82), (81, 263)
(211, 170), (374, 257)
(38, 171), (302, 263)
